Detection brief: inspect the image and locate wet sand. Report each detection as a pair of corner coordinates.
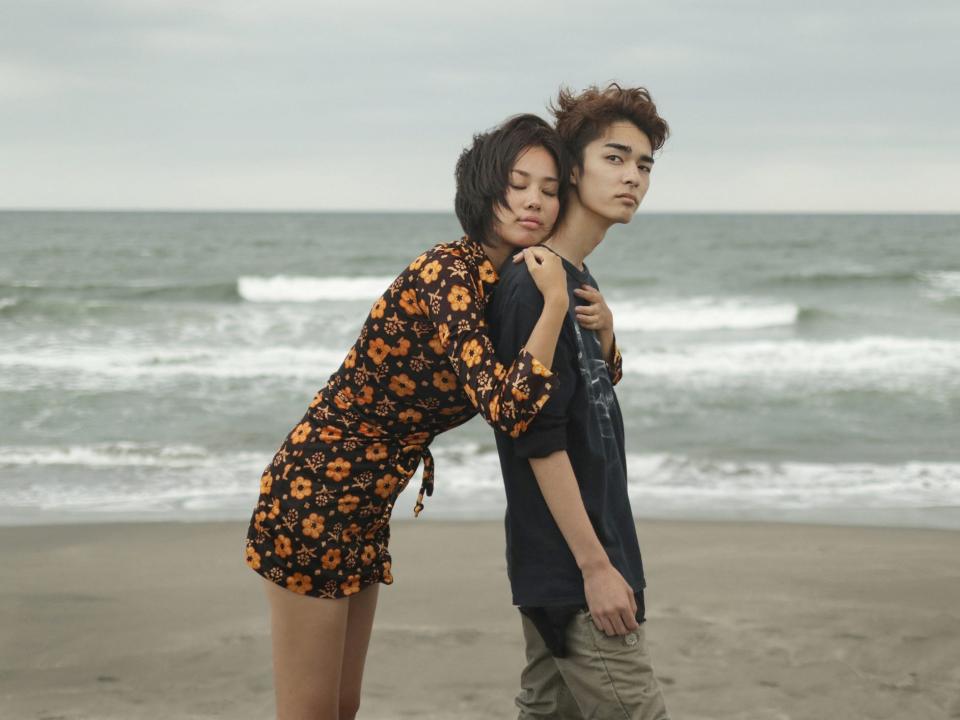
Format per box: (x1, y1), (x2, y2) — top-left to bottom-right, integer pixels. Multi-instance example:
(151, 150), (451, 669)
(2, 519), (959, 719)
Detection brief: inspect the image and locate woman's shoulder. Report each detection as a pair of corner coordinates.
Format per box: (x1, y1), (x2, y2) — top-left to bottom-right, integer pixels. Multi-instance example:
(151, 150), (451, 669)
(407, 238), (491, 285)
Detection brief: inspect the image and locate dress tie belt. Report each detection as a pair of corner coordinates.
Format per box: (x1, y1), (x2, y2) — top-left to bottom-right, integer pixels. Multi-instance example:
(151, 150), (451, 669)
(396, 445), (434, 517)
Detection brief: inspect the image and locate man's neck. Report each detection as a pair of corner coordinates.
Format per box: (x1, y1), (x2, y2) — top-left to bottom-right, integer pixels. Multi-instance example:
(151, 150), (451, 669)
(544, 196), (613, 269)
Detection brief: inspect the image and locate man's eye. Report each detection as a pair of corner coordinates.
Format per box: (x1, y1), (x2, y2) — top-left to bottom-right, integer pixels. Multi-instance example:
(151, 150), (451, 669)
(606, 155), (623, 164)
(639, 165), (652, 173)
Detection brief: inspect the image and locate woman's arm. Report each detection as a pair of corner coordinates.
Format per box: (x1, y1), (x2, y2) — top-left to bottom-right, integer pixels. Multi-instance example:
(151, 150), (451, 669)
(415, 246), (568, 434)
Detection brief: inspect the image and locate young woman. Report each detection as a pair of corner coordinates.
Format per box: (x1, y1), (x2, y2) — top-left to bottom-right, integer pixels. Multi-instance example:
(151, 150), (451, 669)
(244, 114), (573, 719)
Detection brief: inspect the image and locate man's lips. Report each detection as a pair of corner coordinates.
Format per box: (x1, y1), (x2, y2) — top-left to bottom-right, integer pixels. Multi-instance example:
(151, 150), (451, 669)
(616, 194), (638, 206)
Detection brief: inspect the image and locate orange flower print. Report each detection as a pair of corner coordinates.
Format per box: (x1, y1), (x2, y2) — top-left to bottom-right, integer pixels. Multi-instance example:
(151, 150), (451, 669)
(404, 431), (430, 445)
(478, 260), (497, 284)
(432, 370), (457, 392)
(356, 385), (375, 405)
(338, 494), (360, 514)
(398, 408), (422, 423)
(274, 534), (293, 558)
(440, 405), (467, 416)
(375, 474), (399, 499)
(438, 323), (450, 348)
(326, 458), (352, 482)
(365, 443), (388, 461)
(464, 383), (477, 405)
(290, 476), (313, 500)
(358, 421), (383, 437)
(371, 297), (386, 318)
(420, 260), (442, 284)
(334, 387), (353, 410)
(340, 574), (361, 596)
(382, 561), (393, 583)
(428, 334), (445, 355)
(493, 362), (507, 380)
(361, 545), (377, 565)
(286, 573), (313, 594)
(253, 510), (267, 531)
(321, 548), (342, 570)
(309, 391), (323, 408)
(290, 422), (311, 444)
(390, 337), (411, 356)
(301, 513), (325, 539)
(488, 395), (500, 421)
(447, 285), (472, 312)
(461, 339), (483, 368)
(259, 470), (273, 495)
(367, 338), (391, 365)
(531, 358), (551, 376)
(399, 289), (422, 316)
(509, 419), (530, 439)
(409, 253), (427, 271)
(342, 523), (361, 542)
(344, 347), (357, 368)
(318, 425), (342, 443)
(512, 386), (530, 402)
(244, 545), (261, 570)
(389, 374), (416, 397)
(267, 498), (281, 519)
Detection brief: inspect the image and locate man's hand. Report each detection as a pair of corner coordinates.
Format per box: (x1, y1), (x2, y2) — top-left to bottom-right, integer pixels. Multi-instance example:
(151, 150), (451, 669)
(582, 561), (640, 636)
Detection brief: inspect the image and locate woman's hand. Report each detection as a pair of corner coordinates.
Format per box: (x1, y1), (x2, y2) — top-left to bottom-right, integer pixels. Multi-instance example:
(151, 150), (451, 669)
(514, 247), (568, 309)
(573, 284), (613, 335)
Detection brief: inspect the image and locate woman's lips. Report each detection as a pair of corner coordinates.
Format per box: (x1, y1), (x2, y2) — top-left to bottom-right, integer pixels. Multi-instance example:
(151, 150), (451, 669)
(518, 218), (542, 230)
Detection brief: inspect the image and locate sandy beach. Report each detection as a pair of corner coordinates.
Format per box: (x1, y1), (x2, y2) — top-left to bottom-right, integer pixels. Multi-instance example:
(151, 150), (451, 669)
(2, 519), (959, 719)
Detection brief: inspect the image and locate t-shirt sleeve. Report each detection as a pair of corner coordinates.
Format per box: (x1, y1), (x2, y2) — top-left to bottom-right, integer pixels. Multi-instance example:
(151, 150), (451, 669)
(490, 273), (578, 459)
(414, 248), (557, 436)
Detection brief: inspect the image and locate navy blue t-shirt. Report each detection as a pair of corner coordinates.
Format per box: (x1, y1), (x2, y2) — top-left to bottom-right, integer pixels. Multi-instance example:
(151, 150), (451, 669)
(487, 252), (645, 607)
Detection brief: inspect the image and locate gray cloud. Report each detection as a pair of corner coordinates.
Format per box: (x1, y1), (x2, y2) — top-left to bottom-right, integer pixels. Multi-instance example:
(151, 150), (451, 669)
(2, 0), (958, 210)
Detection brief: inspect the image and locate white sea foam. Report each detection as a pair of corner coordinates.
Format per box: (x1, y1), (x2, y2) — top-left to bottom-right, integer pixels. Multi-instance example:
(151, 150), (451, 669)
(621, 336), (960, 390)
(0, 297), (18, 311)
(920, 271), (960, 300)
(0, 442), (267, 469)
(3, 335), (957, 394)
(609, 297), (799, 332)
(237, 275), (396, 302)
(4, 444), (959, 524)
(0, 345), (348, 387)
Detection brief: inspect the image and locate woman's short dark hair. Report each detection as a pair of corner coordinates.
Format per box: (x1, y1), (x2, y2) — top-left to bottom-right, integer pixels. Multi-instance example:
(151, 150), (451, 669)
(455, 114), (569, 247)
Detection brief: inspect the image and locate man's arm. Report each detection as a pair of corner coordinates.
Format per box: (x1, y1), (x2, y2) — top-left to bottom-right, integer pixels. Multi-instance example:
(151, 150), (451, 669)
(528, 451), (640, 637)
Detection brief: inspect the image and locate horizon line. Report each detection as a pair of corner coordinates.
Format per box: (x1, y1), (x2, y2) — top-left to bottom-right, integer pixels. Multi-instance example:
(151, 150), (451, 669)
(2, 207), (959, 216)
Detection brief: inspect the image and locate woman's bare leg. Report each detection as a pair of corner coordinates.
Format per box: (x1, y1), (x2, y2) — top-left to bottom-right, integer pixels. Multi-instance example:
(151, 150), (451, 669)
(263, 578), (349, 720)
(338, 584), (380, 720)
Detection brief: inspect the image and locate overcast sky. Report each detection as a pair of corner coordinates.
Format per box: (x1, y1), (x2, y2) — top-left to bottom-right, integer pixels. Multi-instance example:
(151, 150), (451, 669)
(2, 0), (958, 212)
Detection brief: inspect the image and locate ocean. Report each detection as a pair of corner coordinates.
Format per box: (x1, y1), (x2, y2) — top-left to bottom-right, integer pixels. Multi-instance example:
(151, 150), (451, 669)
(2, 211), (959, 529)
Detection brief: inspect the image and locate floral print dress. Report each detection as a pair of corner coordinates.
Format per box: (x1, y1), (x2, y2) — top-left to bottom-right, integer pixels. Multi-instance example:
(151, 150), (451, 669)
(245, 238), (615, 599)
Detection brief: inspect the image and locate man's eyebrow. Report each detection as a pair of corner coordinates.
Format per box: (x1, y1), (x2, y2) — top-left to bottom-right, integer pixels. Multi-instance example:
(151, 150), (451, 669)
(511, 169), (560, 182)
(604, 143), (656, 165)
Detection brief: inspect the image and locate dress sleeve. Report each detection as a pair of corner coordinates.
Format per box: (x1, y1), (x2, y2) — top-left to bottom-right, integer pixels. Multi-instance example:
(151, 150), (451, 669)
(608, 336), (623, 386)
(415, 249), (557, 435)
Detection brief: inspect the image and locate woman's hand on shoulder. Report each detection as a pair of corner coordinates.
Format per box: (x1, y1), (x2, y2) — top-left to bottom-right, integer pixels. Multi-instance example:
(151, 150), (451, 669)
(513, 247), (568, 309)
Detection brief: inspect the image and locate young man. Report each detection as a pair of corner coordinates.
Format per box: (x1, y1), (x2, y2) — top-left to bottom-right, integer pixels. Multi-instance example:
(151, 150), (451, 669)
(488, 84), (671, 719)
